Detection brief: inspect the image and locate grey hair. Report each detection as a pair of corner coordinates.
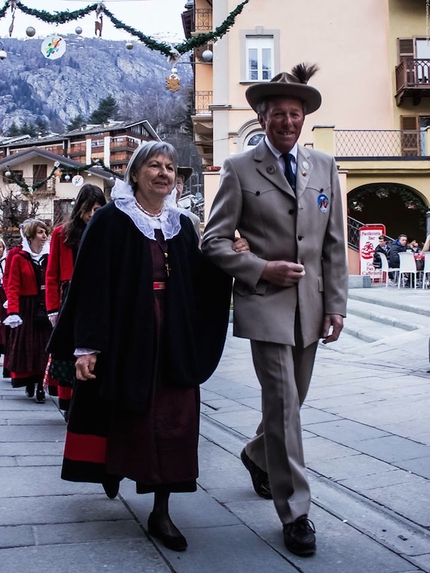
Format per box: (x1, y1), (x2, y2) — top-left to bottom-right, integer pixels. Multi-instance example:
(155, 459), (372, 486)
(124, 141), (178, 192)
(256, 96), (307, 119)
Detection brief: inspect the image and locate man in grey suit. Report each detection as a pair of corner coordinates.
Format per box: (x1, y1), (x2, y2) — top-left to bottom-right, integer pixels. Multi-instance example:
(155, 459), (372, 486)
(201, 65), (348, 556)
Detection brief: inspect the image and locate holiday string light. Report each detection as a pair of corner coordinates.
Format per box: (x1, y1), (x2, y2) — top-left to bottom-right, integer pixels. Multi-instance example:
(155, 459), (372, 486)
(0, 0), (250, 57)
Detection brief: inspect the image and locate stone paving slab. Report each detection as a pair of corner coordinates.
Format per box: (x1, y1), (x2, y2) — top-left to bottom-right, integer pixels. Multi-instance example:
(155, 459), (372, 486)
(0, 494), (131, 526)
(356, 435), (430, 463)
(36, 520), (143, 545)
(0, 540), (170, 573)
(152, 524), (298, 573)
(305, 419), (391, 444)
(310, 453), (397, 482)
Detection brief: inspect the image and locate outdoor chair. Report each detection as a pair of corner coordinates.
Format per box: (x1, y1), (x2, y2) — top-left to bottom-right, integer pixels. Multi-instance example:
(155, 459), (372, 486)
(398, 252), (419, 288)
(378, 252), (399, 287)
(422, 252), (430, 289)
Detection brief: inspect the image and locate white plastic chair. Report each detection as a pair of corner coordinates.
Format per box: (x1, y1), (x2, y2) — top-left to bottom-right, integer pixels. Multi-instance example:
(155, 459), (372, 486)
(378, 252), (399, 287)
(422, 252), (430, 289)
(398, 252), (419, 288)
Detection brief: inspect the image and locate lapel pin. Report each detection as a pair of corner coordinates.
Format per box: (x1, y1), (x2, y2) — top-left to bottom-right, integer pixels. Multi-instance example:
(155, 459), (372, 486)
(302, 161), (310, 170)
(302, 171), (307, 176)
(267, 165), (276, 174)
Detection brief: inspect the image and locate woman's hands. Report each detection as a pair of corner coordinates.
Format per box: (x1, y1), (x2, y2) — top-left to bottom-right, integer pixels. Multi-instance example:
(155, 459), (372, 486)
(75, 354), (97, 380)
(232, 237), (250, 252)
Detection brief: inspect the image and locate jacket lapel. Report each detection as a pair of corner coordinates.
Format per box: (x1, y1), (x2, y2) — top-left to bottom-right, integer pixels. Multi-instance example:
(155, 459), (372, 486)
(253, 140), (295, 199)
(295, 146), (314, 200)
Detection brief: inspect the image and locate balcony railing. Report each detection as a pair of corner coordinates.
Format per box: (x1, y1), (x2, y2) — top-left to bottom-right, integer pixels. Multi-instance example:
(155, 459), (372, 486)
(194, 91), (213, 114)
(335, 129), (426, 157)
(195, 9), (212, 31)
(396, 58), (430, 91)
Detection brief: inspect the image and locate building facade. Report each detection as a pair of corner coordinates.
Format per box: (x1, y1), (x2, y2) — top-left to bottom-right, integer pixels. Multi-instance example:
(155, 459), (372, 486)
(185, 0), (430, 273)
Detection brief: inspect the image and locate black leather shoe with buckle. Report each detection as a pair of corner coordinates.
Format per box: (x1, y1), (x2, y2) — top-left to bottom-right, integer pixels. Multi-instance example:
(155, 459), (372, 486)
(240, 449), (272, 499)
(283, 515), (316, 556)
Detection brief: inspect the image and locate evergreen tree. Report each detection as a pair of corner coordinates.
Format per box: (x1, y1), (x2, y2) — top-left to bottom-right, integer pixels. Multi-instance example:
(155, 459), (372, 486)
(88, 96), (119, 124)
(6, 122), (20, 137)
(67, 114), (86, 131)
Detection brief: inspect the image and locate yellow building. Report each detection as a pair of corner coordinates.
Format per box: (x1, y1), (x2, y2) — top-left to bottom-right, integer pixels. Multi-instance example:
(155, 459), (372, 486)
(184, 0), (430, 273)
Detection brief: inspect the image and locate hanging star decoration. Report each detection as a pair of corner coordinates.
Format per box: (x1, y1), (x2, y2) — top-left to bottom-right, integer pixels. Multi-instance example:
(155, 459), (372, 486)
(0, 0), (251, 57)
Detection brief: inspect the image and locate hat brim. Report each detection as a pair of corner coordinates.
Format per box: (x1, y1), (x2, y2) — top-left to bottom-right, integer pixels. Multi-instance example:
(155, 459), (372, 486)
(245, 83), (322, 115)
(177, 166), (193, 183)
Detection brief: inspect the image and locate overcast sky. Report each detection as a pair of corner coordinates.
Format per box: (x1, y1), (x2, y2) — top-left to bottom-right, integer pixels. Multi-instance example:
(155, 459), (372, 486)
(0, 0), (187, 42)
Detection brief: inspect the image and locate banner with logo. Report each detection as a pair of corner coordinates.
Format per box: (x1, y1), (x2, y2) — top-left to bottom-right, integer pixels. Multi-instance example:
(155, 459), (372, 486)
(359, 225), (386, 276)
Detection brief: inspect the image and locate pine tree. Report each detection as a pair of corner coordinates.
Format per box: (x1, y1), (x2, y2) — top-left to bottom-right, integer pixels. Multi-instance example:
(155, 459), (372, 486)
(88, 96), (119, 124)
(6, 122), (20, 137)
(67, 114), (86, 131)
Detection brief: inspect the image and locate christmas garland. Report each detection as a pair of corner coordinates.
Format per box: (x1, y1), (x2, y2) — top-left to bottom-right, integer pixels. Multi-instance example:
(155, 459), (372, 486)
(5, 159), (121, 194)
(0, 0), (251, 57)
(348, 184), (429, 216)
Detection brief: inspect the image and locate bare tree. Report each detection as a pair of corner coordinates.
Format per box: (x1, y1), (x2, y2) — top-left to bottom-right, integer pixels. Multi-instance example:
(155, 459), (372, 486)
(0, 186), (40, 247)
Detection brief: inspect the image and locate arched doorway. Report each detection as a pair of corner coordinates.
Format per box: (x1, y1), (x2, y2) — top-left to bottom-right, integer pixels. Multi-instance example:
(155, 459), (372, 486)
(348, 183), (428, 243)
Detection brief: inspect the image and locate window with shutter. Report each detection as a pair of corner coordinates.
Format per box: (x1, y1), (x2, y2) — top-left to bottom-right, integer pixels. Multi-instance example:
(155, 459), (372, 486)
(398, 38), (414, 61)
(400, 115), (419, 156)
(33, 164), (47, 192)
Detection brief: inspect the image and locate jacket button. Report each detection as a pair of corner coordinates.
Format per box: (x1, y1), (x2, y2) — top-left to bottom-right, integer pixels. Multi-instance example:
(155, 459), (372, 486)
(298, 236), (303, 241)
(255, 191), (260, 196)
(288, 209), (295, 215)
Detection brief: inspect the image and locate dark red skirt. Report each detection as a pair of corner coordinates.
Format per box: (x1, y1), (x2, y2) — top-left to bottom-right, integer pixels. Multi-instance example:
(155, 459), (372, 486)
(7, 295), (52, 379)
(62, 287), (200, 494)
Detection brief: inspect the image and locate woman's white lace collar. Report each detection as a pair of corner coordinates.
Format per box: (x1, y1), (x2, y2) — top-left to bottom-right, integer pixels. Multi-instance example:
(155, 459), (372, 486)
(111, 179), (182, 240)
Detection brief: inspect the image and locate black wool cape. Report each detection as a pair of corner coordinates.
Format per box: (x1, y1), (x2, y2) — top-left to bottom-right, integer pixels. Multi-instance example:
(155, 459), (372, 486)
(47, 202), (232, 414)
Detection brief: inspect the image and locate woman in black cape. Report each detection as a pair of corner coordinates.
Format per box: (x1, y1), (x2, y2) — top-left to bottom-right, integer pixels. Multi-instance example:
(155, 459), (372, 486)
(48, 141), (233, 552)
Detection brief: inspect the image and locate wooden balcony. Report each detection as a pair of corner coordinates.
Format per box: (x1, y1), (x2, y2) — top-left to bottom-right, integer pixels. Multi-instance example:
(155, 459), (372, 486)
(395, 59), (430, 105)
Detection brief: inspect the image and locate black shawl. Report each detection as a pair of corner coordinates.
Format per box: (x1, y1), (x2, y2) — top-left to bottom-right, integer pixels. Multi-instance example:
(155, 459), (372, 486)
(47, 202), (232, 413)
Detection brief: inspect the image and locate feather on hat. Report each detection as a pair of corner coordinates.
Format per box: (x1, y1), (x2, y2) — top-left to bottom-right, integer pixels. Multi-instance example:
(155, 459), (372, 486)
(245, 63), (322, 115)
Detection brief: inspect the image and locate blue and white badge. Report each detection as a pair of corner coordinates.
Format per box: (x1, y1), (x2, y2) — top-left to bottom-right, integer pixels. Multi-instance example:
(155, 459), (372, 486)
(317, 193), (329, 213)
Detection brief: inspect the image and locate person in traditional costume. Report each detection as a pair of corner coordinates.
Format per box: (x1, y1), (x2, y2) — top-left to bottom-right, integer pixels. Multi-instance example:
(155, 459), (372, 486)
(4, 220), (51, 403)
(47, 141), (232, 552)
(45, 184), (106, 414)
(0, 238), (8, 359)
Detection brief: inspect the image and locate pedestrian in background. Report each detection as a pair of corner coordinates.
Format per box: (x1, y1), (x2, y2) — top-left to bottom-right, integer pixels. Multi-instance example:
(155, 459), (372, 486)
(45, 184), (106, 414)
(0, 237), (7, 359)
(4, 220), (51, 403)
(202, 64), (348, 557)
(48, 141), (232, 552)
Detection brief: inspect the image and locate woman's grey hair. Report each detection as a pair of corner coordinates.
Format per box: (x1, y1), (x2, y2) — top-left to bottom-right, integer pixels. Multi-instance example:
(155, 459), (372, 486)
(124, 141), (178, 192)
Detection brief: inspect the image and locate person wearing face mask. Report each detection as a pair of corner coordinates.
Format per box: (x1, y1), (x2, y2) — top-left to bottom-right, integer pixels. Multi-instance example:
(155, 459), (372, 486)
(45, 184), (107, 414)
(4, 220), (51, 403)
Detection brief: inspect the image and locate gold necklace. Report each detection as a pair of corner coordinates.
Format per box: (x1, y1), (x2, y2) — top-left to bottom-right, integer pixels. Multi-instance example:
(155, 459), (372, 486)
(135, 201), (163, 218)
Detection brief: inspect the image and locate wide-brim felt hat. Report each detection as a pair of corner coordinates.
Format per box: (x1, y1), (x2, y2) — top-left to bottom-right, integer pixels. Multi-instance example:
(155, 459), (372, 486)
(177, 166), (193, 183)
(246, 64), (322, 115)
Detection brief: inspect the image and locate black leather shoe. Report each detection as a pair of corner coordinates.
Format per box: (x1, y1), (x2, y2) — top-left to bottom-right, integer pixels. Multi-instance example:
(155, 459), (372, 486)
(35, 389), (45, 404)
(147, 512), (187, 551)
(102, 476), (120, 499)
(283, 515), (316, 556)
(25, 383), (35, 398)
(240, 449), (272, 499)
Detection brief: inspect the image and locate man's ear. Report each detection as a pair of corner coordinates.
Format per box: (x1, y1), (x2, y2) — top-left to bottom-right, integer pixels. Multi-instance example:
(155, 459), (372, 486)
(258, 113), (266, 129)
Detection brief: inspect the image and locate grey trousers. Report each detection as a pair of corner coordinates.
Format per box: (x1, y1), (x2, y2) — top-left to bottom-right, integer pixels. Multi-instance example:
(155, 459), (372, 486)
(246, 339), (318, 524)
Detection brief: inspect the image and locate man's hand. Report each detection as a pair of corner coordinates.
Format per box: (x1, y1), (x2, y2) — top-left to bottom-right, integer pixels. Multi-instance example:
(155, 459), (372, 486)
(321, 314), (344, 344)
(261, 261), (305, 287)
(75, 354), (97, 380)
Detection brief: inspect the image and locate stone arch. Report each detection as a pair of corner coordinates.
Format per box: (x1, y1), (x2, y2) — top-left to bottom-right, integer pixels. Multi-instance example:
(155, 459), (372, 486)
(348, 183), (428, 242)
(233, 119), (264, 153)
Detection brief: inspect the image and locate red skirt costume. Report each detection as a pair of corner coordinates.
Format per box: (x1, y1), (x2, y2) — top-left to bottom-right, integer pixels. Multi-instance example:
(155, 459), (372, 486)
(45, 225), (75, 409)
(6, 252), (52, 386)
